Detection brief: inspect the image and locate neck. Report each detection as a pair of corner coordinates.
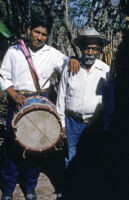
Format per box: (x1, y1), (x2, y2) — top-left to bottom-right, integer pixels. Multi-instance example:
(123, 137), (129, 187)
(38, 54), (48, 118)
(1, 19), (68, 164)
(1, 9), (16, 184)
(27, 41), (45, 52)
(85, 65), (92, 72)
(82, 60), (92, 70)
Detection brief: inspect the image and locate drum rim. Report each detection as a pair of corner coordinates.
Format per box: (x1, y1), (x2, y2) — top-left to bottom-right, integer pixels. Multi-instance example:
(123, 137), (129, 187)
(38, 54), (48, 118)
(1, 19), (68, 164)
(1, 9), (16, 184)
(12, 97), (62, 153)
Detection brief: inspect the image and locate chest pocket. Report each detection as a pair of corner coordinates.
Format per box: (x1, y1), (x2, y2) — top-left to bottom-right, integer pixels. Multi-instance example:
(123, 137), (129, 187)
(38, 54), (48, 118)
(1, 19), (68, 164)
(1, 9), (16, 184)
(67, 75), (81, 97)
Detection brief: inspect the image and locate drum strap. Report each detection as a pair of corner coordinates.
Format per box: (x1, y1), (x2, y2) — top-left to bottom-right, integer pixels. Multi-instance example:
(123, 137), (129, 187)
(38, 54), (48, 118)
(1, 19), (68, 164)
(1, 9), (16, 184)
(18, 39), (42, 96)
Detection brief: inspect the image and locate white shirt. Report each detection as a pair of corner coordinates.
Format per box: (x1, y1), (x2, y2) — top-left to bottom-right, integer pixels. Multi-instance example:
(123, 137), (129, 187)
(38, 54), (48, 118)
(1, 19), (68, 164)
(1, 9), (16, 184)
(0, 44), (68, 91)
(56, 59), (114, 130)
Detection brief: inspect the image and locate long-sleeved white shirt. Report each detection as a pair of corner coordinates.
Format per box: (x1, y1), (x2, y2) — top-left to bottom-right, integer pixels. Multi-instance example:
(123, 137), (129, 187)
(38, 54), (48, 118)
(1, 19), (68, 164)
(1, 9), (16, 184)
(56, 59), (114, 130)
(0, 44), (67, 91)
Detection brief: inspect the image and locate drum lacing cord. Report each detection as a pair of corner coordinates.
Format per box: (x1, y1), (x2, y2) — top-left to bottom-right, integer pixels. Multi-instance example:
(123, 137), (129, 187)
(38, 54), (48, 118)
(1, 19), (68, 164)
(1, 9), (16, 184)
(22, 147), (29, 159)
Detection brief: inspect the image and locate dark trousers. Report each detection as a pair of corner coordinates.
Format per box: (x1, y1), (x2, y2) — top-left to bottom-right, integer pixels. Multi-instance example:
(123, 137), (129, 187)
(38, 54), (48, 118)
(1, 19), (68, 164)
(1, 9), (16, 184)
(0, 91), (49, 194)
(65, 116), (88, 168)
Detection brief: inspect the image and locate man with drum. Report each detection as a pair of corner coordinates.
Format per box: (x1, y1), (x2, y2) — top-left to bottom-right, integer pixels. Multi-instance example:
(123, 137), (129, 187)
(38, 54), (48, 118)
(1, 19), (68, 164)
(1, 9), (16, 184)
(0, 17), (80, 200)
(56, 27), (114, 199)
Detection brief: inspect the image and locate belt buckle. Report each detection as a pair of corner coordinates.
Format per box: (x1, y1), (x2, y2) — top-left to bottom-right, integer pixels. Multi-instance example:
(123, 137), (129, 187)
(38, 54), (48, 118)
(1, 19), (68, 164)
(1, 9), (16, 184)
(83, 118), (89, 123)
(19, 91), (25, 95)
(83, 118), (92, 124)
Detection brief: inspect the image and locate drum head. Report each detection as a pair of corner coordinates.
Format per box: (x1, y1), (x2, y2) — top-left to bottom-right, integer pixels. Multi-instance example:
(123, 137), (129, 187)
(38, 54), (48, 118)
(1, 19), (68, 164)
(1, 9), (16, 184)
(13, 108), (61, 152)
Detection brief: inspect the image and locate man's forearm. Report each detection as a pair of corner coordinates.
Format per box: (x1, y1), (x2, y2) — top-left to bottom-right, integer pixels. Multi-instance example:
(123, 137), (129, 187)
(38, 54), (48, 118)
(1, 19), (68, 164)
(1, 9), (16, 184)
(6, 86), (26, 105)
(6, 86), (18, 100)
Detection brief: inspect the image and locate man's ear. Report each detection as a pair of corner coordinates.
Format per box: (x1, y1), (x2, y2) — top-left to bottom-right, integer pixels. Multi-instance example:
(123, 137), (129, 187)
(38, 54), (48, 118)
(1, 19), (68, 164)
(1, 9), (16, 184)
(96, 49), (103, 59)
(27, 26), (31, 35)
(99, 47), (103, 54)
(26, 26), (31, 39)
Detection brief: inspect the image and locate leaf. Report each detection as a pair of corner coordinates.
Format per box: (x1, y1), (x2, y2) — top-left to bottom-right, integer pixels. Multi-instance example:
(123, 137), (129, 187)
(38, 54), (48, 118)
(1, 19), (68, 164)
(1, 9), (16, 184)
(0, 21), (12, 38)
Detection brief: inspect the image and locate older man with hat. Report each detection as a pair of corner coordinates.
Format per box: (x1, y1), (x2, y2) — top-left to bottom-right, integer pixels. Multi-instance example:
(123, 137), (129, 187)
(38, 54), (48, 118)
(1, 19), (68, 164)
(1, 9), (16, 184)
(56, 26), (114, 168)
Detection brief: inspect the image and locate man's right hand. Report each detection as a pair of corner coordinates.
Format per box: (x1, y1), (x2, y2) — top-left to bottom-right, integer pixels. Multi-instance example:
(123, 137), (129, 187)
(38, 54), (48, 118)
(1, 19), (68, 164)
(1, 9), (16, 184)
(6, 86), (26, 106)
(68, 56), (80, 74)
(14, 94), (26, 105)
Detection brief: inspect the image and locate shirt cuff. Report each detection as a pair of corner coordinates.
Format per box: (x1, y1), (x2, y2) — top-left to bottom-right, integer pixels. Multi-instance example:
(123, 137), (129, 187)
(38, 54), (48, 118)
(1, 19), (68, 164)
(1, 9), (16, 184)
(61, 119), (65, 128)
(0, 79), (13, 91)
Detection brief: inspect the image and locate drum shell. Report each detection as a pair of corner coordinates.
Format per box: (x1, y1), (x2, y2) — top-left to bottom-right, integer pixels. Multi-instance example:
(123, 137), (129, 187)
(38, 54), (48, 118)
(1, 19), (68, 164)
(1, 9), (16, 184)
(12, 96), (62, 154)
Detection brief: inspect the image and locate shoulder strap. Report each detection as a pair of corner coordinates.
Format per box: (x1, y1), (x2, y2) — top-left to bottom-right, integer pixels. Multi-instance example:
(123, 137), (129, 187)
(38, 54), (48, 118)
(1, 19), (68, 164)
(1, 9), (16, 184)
(18, 39), (42, 95)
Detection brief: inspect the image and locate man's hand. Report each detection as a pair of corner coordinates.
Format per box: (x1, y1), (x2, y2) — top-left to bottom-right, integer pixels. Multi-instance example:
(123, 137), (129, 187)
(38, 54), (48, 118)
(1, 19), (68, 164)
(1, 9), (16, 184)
(14, 94), (26, 106)
(6, 86), (26, 106)
(68, 57), (80, 74)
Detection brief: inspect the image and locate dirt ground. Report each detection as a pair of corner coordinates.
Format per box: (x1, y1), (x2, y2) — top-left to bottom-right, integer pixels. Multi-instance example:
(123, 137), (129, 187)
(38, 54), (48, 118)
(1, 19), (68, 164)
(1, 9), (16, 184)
(0, 173), (57, 200)
(0, 151), (65, 200)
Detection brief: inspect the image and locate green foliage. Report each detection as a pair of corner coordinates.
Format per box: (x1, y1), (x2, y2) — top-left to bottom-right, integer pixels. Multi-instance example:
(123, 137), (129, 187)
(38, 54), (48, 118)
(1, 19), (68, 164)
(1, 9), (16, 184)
(0, 0), (128, 54)
(0, 21), (12, 38)
(68, 0), (92, 27)
(0, 140), (3, 146)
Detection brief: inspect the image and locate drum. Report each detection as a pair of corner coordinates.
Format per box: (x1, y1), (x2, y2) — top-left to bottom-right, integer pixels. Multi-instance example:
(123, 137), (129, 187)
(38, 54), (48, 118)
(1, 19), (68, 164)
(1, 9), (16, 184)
(12, 96), (62, 153)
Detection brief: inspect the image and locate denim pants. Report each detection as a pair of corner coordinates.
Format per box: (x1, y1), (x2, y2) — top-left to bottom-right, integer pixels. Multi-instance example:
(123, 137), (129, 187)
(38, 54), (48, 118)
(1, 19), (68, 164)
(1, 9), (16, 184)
(65, 116), (89, 168)
(0, 91), (49, 194)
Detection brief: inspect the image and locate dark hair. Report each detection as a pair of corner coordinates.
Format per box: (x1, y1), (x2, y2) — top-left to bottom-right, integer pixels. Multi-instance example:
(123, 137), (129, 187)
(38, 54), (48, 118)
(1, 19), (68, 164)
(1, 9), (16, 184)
(26, 17), (52, 35)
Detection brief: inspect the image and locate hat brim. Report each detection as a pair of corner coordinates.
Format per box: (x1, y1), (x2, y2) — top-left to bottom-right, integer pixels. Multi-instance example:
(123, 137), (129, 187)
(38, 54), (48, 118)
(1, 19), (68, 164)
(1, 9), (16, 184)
(73, 35), (110, 48)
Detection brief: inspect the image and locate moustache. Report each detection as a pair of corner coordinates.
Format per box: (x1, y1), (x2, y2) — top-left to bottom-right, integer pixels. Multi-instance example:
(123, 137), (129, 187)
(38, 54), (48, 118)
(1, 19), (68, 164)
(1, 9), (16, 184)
(82, 54), (98, 67)
(83, 55), (97, 60)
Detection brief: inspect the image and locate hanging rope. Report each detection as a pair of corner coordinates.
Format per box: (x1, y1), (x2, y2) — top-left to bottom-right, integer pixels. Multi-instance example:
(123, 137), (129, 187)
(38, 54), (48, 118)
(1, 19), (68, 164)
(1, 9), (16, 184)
(66, 0), (68, 17)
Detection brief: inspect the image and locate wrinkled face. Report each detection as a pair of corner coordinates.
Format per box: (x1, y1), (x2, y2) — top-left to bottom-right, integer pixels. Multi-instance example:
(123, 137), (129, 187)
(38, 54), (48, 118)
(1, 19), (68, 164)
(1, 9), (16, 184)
(81, 44), (101, 67)
(27, 26), (48, 50)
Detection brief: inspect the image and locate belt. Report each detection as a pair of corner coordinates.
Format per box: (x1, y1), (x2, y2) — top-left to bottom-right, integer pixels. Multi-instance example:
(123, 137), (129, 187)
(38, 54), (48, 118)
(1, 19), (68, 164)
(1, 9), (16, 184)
(16, 89), (47, 95)
(65, 110), (93, 124)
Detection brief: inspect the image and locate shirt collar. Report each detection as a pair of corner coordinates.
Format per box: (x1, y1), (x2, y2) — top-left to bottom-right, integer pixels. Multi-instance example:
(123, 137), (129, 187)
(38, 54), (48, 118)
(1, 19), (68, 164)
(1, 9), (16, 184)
(28, 44), (51, 56)
(94, 59), (103, 70)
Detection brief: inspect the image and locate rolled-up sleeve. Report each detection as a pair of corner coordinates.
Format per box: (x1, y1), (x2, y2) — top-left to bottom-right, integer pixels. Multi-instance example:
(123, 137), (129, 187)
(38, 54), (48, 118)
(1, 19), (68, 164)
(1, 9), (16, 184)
(0, 49), (13, 91)
(54, 49), (68, 74)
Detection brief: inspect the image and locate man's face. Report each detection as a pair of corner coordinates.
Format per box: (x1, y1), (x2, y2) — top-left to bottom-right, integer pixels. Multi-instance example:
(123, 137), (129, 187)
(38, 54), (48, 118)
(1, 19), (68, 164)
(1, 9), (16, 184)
(81, 44), (101, 67)
(27, 26), (48, 50)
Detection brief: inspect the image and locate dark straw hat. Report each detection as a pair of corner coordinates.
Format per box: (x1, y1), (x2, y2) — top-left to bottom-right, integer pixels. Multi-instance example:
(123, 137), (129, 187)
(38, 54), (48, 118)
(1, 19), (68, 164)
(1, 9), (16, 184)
(73, 27), (110, 48)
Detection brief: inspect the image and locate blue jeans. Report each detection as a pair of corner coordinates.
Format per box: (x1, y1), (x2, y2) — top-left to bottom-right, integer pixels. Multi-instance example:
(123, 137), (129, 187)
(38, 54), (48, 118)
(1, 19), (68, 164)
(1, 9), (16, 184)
(65, 116), (88, 168)
(1, 91), (49, 194)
